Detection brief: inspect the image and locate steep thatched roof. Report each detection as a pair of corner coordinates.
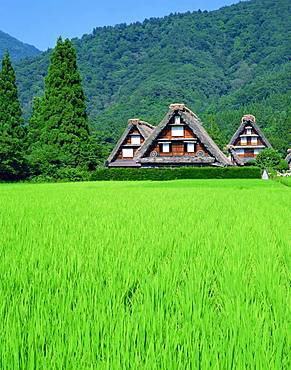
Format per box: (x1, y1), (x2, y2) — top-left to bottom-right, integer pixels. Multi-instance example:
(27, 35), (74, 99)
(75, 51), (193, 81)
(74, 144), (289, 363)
(227, 146), (246, 166)
(228, 115), (272, 148)
(286, 149), (291, 163)
(136, 104), (231, 167)
(106, 119), (155, 166)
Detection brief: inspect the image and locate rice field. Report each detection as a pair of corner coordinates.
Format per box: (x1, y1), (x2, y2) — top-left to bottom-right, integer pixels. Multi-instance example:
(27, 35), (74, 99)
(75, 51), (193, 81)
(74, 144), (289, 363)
(0, 179), (290, 369)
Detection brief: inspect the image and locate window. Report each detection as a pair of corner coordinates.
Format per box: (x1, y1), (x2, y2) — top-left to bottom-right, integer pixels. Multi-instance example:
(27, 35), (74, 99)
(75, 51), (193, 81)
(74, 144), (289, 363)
(254, 149), (260, 155)
(241, 137), (247, 145)
(131, 135), (141, 145)
(246, 129), (252, 135)
(172, 126), (184, 137)
(251, 137), (258, 145)
(245, 149), (254, 155)
(161, 143), (170, 153)
(175, 115), (181, 125)
(237, 149), (245, 155)
(122, 148), (133, 158)
(186, 143), (195, 153)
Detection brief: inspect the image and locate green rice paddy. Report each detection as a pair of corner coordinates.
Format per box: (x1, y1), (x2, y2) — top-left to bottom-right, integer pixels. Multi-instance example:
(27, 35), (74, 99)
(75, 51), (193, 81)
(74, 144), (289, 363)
(0, 179), (290, 369)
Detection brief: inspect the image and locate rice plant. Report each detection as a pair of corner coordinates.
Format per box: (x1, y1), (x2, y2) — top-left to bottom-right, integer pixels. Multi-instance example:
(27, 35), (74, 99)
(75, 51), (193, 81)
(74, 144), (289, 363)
(0, 179), (290, 369)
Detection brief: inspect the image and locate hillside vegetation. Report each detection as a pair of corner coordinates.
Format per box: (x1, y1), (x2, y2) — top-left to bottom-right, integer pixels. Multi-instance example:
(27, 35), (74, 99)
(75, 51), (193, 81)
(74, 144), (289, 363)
(15, 0), (291, 153)
(0, 30), (40, 62)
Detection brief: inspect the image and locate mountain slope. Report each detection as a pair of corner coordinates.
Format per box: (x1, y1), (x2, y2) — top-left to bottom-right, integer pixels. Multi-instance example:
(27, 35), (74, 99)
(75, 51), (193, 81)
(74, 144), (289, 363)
(15, 0), (291, 153)
(0, 30), (40, 61)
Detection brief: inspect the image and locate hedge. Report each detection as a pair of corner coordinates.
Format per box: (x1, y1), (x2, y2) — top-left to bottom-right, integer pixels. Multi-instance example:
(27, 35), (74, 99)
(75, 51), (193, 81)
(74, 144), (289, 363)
(91, 167), (261, 181)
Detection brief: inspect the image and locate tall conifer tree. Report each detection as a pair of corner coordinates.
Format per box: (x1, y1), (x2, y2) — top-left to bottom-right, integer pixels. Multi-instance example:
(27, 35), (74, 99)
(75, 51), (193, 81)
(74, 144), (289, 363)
(0, 50), (25, 180)
(28, 37), (94, 176)
(204, 114), (225, 150)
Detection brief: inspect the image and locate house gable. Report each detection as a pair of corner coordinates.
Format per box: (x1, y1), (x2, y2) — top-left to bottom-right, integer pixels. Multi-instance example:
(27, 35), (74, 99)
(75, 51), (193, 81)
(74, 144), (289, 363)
(228, 115), (272, 165)
(136, 104), (231, 167)
(106, 119), (155, 167)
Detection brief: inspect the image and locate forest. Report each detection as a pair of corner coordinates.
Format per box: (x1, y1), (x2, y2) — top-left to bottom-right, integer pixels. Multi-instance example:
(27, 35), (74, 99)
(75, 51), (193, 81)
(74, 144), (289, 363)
(0, 30), (40, 62)
(0, 0), (290, 180)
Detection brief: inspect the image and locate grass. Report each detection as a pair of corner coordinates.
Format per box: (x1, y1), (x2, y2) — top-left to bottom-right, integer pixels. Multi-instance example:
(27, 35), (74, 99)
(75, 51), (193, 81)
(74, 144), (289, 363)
(0, 179), (290, 369)
(275, 176), (291, 187)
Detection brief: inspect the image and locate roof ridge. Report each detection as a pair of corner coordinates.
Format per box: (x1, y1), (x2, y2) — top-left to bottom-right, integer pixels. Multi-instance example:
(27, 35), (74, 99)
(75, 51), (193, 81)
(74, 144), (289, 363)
(139, 121), (155, 129)
(127, 118), (155, 129)
(184, 106), (199, 121)
(169, 103), (199, 121)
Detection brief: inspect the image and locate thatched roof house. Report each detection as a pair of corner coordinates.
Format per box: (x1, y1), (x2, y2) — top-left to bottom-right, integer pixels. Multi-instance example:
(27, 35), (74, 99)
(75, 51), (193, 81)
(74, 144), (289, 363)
(106, 103), (232, 168)
(106, 119), (155, 167)
(135, 104), (231, 167)
(228, 115), (272, 165)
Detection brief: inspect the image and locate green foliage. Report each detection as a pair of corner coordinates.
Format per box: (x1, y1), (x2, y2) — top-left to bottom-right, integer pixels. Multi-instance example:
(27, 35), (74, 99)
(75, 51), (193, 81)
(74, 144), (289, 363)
(275, 176), (291, 187)
(255, 148), (282, 170)
(27, 38), (99, 176)
(204, 91), (291, 156)
(0, 180), (290, 367)
(0, 51), (26, 180)
(29, 167), (91, 183)
(91, 167), (261, 181)
(202, 114), (226, 150)
(14, 0), (291, 160)
(276, 159), (289, 172)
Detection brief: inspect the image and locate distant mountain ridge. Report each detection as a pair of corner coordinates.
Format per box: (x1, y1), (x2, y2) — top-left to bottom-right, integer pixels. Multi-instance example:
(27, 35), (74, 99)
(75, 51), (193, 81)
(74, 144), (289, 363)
(13, 0), (291, 154)
(0, 30), (40, 61)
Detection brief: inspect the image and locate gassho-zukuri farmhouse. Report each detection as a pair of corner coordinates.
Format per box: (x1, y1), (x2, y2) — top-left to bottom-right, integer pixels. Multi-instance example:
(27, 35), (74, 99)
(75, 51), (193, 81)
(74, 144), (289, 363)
(106, 104), (272, 168)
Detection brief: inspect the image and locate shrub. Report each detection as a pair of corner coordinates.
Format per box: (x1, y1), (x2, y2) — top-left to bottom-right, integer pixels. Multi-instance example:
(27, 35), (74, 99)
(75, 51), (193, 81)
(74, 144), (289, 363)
(255, 149), (281, 170)
(90, 167), (261, 181)
(275, 177), (291, 187)
(276, 159), (289, 172)
(29, 167), (91, 183)
(245, 159), (256, 166)
(55, 167), (91, 182)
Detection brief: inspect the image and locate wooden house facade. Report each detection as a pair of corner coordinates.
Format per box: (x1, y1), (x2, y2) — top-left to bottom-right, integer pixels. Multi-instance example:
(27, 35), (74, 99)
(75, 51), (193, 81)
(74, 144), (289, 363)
(227, 115), (272, 166)
(107, 104), (231, 168)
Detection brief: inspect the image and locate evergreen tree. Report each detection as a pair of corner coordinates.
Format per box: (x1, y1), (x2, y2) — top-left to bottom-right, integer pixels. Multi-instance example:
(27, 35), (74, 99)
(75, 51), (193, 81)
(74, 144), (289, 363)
(26, 96), (50, 176)
(28, 37), (95, 176)
(269, 111), (291, 156)
(27, 97), (42, 145)
(0, 50), (25, 180)
(204, 114), (225, 150)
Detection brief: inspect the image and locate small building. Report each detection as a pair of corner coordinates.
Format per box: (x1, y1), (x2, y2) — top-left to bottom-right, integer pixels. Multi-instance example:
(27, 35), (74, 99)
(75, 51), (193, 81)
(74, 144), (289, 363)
(228, 115), (272, 166)
(106, 119), (155, 168)
(107, 104), (231, 168)
(286, 149), (291, 170)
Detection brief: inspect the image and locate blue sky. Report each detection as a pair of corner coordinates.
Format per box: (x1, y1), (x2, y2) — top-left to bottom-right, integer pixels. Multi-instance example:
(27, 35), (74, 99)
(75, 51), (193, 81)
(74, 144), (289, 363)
(2, 0), (241, 50)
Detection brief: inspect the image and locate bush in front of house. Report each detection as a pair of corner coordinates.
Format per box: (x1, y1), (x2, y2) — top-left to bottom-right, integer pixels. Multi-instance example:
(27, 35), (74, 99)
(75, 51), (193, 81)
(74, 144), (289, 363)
(255, 149), (282, 170)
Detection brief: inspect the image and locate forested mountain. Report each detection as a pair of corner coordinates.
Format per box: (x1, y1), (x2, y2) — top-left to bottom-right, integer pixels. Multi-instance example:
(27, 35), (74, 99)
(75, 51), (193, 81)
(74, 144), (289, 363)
(0, 31), (40, 61)
(15, 0), (291, 154)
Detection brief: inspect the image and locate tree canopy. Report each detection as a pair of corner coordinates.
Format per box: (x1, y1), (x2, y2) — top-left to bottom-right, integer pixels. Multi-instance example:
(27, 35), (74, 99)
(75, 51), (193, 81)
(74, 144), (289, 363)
(27, 38), (98, 177)
(0, 50), (25, 180)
